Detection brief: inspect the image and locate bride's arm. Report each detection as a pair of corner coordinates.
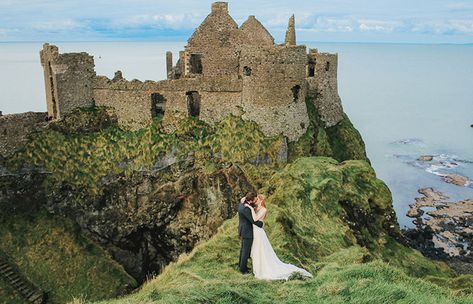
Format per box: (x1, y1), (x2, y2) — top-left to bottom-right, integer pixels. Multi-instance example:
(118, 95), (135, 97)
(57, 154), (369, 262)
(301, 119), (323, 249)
(245, 205), (266, 222)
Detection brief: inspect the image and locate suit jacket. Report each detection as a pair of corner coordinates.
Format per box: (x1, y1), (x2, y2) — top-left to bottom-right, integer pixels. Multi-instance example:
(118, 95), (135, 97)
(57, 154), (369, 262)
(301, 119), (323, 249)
(238, 200), (263, 239)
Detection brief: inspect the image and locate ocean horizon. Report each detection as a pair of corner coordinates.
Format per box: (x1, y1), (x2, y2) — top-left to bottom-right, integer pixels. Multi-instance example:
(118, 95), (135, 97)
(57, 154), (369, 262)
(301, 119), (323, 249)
(1, 41), (472, 227)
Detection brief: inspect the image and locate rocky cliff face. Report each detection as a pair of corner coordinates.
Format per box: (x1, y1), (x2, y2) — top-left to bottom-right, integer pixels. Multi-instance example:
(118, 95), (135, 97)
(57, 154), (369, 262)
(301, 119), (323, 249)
(45, 161), (254, 281)
(1, 160), (254, 283)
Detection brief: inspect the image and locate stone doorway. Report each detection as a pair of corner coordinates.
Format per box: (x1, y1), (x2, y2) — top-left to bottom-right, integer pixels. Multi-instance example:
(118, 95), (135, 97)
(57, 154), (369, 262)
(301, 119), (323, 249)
(186, 91), (201, 118)
(150, 93), (166, 119)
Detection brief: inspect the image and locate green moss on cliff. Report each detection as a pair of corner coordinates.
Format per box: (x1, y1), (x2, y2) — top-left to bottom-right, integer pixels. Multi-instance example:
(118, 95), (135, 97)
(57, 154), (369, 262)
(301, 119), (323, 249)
(325, 114), (369, 162)
(7, 111), (285, 197)
(92, 157), (470, 304)
(0, 211), (136, 303)
(289, 98), (369, 163)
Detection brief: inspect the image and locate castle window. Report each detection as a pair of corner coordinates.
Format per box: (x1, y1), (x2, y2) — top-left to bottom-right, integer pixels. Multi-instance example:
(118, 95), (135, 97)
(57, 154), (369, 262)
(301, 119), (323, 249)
(243, 66), (252, 76)
(151, 93), (166, 119)
(186, 91), (201, 118)
(189, 54), (203, 74)
(325, 61), (330, 72)
(291, 85), (301, 103)
(308, 64), (315, 77)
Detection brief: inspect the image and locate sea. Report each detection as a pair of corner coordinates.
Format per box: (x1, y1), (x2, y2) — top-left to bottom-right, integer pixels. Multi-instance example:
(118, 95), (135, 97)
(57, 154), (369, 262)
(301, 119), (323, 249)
(1, 41), (472, 227)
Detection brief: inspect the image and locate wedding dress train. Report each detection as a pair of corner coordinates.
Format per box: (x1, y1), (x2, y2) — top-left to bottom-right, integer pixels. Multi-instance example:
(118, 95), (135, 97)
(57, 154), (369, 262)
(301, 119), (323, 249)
(250, 224), (312, 280)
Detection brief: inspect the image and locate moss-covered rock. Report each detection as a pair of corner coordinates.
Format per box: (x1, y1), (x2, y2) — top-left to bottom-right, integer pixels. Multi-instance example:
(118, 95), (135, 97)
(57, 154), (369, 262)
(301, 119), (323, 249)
(289, 98), (369, 163)
(47, 106), (118, 134)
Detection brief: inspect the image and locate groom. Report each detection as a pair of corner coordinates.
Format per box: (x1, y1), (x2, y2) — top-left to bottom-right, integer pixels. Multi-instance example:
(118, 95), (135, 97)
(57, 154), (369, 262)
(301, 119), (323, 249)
(238, 191), (264, 274)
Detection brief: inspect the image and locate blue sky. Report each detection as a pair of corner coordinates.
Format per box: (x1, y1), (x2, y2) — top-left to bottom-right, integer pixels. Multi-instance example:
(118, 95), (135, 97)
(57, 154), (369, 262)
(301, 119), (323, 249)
(1, 0), (472, 43)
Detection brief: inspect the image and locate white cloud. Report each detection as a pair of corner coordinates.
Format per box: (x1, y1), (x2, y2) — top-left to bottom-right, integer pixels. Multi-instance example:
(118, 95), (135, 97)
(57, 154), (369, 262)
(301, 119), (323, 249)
(31, 19), (82, 31)
(358, 19), (401, 32)
(412, 19), (473, 34)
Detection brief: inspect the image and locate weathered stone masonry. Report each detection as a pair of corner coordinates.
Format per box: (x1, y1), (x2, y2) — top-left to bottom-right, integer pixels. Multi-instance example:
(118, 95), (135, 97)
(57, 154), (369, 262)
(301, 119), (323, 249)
(39, 2), (344, 142)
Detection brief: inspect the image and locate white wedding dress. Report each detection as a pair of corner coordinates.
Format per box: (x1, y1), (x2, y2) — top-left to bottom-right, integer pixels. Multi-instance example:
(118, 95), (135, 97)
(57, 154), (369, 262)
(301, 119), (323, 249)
(250, 219), (312, 280)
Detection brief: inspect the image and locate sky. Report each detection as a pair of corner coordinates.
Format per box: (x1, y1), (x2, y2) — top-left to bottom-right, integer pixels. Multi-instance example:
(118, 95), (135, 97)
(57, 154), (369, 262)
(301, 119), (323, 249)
(0, 0), (472, 44)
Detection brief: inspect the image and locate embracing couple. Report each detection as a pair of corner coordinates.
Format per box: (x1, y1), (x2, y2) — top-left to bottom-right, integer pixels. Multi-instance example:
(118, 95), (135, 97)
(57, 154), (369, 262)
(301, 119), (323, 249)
(238, 192), (312, 280)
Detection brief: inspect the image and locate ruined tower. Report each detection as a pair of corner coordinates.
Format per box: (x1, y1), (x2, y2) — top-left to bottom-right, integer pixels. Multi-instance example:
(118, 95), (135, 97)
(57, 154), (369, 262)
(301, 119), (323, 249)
(285, 15), (296, 46)
(40, 43), (95, 119)
(40, 2), (345, 141)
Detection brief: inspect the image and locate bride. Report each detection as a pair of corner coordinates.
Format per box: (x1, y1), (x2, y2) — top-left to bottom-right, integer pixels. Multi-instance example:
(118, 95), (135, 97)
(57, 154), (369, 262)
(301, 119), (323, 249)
(243, 194), (312, 280)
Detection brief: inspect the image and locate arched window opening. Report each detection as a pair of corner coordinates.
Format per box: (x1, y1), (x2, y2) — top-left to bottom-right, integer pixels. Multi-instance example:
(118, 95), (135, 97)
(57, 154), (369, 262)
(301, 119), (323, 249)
(291, 85), (301, 103)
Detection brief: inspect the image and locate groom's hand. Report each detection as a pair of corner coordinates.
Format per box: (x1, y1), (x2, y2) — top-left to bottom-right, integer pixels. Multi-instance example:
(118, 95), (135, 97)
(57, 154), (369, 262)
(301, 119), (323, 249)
(255, 220), (263, 228)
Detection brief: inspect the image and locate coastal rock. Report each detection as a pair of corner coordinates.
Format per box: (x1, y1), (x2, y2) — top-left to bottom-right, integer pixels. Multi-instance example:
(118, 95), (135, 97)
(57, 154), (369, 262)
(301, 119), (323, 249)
(442, 174), (470, 187)
(406, 188), (448, 219)
(405, 187), (473, 262)
(417, 155), (434, 161)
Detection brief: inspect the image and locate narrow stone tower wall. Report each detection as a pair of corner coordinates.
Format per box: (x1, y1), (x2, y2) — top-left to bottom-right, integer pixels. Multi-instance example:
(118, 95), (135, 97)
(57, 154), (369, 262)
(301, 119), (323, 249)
(40, 43), (96, 119)
(307, 49), (344, 127)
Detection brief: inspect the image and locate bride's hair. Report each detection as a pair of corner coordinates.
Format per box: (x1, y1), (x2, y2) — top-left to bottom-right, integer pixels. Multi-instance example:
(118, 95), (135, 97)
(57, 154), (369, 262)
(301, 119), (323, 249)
(257, 194), (267, 219)
(257, 194), (266, 208)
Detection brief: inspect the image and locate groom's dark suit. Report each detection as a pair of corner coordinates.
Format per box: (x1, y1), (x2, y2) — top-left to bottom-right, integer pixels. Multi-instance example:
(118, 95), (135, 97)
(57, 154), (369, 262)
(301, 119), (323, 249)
(238, 199), (263, 274)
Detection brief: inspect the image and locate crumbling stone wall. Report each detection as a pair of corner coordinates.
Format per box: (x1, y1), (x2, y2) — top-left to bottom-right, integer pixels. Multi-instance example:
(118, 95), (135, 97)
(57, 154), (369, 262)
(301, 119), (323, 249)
(0, 112), (47, 158)
(40, 44), (96, 119)
(307, 49), (344, 127)
(93, 75), (244, 130)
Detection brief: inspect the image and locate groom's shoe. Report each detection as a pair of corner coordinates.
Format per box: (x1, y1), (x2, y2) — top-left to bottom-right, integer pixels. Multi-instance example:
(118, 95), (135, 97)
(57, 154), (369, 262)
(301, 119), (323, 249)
(240, 268), (251, 275)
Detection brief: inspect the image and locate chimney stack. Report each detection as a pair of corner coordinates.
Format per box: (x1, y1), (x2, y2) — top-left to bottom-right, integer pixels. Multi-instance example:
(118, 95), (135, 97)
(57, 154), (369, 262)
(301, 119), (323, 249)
(211, 2), (228, 14)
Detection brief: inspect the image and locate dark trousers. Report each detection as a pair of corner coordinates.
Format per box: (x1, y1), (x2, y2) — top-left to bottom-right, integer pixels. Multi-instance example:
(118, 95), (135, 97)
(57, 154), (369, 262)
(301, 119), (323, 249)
(239, 237), (253, 273)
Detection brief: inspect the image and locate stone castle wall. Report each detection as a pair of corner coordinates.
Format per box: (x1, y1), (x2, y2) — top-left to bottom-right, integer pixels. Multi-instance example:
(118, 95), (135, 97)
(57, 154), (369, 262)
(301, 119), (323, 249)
(93, 75), (244, 130)
(307, 49), (344, 127)
(240, 45), (309, 140)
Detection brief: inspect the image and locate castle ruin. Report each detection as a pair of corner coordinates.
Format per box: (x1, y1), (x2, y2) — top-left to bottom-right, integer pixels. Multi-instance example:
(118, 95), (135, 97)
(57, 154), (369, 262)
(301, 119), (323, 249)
(39, 2), (344, 142)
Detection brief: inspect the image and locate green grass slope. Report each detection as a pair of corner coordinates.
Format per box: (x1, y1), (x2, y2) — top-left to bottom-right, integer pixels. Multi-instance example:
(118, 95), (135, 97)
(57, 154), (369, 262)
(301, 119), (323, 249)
(94, 157), (472, 304)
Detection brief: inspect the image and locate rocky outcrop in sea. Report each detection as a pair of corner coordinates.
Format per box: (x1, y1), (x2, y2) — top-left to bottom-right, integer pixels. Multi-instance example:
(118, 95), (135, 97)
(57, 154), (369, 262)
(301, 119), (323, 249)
(404, 187), (473, 274)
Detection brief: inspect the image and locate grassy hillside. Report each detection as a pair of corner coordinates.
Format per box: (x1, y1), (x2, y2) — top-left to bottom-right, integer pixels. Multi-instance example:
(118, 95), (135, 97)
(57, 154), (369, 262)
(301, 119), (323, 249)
(0, 211), (137, 303)
(4, 108), (472, 303)
(93, 158), (472, 304)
